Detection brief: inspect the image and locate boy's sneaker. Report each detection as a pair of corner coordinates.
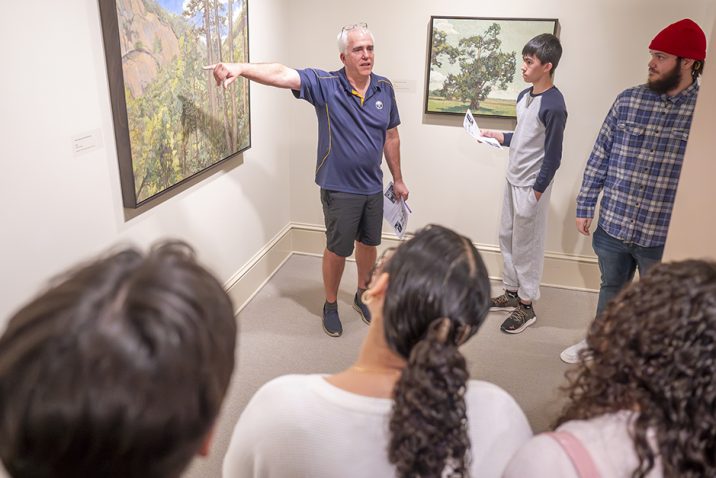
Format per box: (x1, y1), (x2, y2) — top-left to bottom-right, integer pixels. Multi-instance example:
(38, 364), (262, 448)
(560, 339), (590, 364)
(490, 291), (520, 310)
(353, 292), (371, 325)
(322, 303), (342, 337)
(500, 303), (537, 334)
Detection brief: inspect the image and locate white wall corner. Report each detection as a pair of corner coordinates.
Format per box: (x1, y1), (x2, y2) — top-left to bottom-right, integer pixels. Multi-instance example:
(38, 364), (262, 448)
(224, 223), (294, 313)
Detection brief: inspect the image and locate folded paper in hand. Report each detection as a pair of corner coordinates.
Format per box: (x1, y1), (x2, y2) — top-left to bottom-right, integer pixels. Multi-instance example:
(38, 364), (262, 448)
(383, 182), (410, 239)
(463, 109), (502, 149)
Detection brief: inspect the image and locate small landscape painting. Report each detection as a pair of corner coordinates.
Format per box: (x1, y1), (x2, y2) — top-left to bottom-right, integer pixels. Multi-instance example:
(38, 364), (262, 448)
(425, 16), (558, 118)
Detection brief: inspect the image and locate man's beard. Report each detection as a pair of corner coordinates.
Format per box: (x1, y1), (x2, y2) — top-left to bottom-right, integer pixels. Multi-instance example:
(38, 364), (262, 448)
(647, 59), (682, 94)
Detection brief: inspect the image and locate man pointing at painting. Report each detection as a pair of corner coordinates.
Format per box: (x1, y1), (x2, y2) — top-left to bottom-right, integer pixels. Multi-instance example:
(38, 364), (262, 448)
(205, 23), (408, 338)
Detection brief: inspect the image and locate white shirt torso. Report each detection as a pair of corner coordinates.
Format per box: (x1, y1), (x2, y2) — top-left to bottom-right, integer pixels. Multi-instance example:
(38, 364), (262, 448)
(223, 374), (532, 478)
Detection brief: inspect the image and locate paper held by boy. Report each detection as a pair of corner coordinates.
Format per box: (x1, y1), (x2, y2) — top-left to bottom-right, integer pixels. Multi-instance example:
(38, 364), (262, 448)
(463, 109), (502, 149)
(383, 181), (411, 239)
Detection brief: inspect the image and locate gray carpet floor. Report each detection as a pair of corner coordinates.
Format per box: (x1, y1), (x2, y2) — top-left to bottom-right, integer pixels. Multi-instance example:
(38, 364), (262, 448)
(185, 253), (597, 477)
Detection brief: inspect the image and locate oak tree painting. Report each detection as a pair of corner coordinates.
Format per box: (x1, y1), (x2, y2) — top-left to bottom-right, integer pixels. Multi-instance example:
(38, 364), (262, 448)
(426, 17), (557, 117)
(101, 0), (250, 207)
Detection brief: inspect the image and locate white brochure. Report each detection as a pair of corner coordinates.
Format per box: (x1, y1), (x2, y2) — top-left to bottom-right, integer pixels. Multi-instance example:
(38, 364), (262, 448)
(383, 182), (411, 239)
(463, 109), (502, 149)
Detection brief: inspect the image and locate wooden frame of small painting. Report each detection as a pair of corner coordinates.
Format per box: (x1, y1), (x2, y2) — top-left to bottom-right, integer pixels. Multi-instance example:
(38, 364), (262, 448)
(425, 16), (559, 118)
(99, 0), (251, 208)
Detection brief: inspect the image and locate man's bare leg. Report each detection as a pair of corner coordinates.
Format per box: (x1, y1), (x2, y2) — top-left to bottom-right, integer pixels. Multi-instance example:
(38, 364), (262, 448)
(321, 248), (346, 337)
(355, 241), (377, 289)
(353, 241), (377, 324)
(323, 248), (346, 303)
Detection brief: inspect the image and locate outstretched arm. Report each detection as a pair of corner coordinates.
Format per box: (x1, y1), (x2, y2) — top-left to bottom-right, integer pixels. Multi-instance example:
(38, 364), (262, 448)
(204, 63), (301, 90)
(384, 127), (409, 200)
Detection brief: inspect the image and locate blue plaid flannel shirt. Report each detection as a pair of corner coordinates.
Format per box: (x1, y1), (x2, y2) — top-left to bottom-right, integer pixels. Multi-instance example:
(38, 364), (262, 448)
(576, 82), (699, 247)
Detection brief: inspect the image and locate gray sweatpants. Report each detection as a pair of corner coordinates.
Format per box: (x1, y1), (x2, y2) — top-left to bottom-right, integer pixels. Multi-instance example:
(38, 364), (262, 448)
(499, 180), (552, 302)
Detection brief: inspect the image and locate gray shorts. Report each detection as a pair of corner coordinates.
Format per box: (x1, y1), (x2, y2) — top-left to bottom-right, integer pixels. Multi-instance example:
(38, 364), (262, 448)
(320, 189), (383, 257)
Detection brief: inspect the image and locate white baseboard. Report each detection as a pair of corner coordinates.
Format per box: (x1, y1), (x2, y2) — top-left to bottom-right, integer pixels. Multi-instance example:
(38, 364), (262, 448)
(223, 224), (294, 314)
(226, 223), (599, 313)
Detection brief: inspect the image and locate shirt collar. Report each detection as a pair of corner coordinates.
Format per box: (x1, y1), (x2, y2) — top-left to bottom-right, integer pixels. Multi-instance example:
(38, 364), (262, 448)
(338, 67), (378, 94)
(662, 80), (699, 104)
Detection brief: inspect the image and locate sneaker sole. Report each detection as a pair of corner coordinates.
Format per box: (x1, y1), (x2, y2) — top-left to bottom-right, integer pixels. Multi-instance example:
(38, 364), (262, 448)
(352, 303), (371, 325)
(501, 316), (537, 334)
(490, 306), (518, 311)
(560, 351), (594, 364)
(322, 323), (342, 337)
(559, 351), (580, 364)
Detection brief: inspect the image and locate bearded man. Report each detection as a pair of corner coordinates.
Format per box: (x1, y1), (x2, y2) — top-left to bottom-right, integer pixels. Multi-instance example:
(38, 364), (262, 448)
(560, 18), (707, 364)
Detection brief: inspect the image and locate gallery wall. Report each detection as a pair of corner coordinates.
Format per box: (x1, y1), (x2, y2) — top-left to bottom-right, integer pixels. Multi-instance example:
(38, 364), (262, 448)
(0, 0), (292, 325)
(284, 0), (715, 267)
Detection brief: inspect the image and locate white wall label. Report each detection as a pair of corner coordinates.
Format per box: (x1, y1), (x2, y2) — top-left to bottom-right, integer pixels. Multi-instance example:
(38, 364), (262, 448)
(392, 80), (416, 93)
(71, 129), (103, 157)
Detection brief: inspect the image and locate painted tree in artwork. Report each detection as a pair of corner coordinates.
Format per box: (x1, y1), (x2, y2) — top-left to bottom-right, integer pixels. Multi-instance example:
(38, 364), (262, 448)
(227, 0), (238, 145)
(213, 0), (250, 152)
(225, 0), (249, 151)
(430, 29), (459, 69)
(213, 0), (234, 151)
(114, 0), (250, 204)
(439, 23), (516, 110)
(184, 0), (217, 116)
(182, 0), (249, 153)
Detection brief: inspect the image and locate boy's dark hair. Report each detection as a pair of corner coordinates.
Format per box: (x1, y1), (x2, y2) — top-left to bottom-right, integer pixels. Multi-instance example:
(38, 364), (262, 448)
(0, 241), (237, 478)
(522, 33), (563, 75)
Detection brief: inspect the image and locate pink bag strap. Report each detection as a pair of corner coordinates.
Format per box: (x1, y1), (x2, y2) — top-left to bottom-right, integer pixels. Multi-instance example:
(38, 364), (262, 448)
(545, 431), (601, 478)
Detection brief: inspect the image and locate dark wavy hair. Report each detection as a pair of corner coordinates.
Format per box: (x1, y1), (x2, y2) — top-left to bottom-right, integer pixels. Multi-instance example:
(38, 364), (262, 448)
(522, 33), (563, 75)
(557, 260), (716, 478)
(0, 241), (237, 478)
(382, 225), (491, 477)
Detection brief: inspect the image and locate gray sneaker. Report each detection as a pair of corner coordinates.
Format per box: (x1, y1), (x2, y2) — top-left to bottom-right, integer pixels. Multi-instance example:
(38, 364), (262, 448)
(322, 303), (343, 337)
(500, 303), (537, 334)
(490, 291), (520, 310)
(353, 292), (371, 325)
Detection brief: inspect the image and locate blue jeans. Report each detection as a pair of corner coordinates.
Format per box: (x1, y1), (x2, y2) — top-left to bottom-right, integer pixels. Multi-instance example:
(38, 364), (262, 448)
(592, 226), (664, 316)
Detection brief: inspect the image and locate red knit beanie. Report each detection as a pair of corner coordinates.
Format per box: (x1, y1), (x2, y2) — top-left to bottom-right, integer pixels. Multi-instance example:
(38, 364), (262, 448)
(649, 18), (706, 60)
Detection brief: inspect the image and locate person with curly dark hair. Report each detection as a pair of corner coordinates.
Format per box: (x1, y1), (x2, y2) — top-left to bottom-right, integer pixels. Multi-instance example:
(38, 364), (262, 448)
(504, 260), (716, 478)
(0, 241), (237, 478)
(223, 225), (531, 477)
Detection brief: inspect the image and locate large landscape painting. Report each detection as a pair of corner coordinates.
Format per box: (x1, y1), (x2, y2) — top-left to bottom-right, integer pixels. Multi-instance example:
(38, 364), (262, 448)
(100, 0), (250, 208)
(425, 16), (558, 118)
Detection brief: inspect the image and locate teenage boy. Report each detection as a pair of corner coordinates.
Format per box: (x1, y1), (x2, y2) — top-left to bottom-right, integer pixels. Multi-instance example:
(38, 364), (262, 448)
(481, 33), (567, 334)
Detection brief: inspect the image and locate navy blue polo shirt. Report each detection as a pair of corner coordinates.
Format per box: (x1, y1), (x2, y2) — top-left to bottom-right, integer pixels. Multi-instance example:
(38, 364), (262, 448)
(292, 67), (400, 195)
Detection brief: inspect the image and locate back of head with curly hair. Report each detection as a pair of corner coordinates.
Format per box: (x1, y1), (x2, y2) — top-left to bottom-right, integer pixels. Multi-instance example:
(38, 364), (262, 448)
(558, 260), (716, 478)
(382, 225), (491, 478)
